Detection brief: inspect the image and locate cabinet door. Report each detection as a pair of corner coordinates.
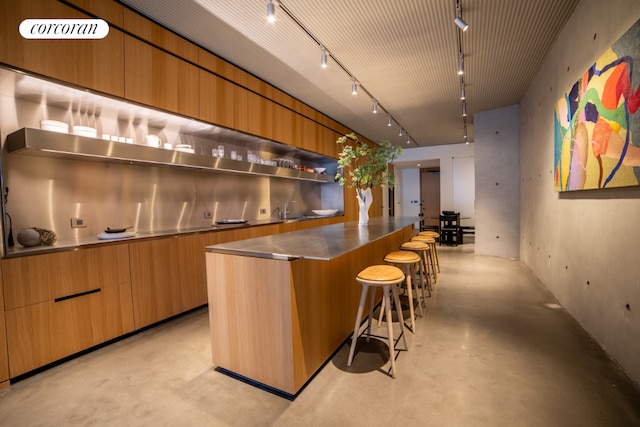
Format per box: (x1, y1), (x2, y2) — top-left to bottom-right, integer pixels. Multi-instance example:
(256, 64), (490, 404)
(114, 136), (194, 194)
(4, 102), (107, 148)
(0, 0), (125, 97)
(0, 272), (9, 386)
(124, 36), (199, 118)
(129, 234), (208, 329)
(1, 244), (131, 310)
(199, 69), (234, 129)
(5, 282), (135, 377)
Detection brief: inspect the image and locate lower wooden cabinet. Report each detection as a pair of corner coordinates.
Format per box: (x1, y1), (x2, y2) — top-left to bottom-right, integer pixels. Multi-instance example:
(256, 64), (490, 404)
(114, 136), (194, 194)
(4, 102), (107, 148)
(128, 233), (208, 329)
(0, 272), (9, 388)
(4, 282), (135, 377)
(1, 244), (135, 378)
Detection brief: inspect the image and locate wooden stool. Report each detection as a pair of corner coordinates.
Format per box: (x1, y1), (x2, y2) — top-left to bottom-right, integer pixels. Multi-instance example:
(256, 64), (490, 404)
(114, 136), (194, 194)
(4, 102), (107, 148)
(418, 231), (440, 274)
(378, 250), (423, 333)
(347, 265), (407, 378)
(411, 235), (438, 283)
(400, 240), (432, 300)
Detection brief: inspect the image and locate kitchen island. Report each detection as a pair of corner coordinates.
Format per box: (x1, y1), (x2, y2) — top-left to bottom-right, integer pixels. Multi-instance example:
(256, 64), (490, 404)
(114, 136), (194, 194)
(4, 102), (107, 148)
(205, 217), (417, 397)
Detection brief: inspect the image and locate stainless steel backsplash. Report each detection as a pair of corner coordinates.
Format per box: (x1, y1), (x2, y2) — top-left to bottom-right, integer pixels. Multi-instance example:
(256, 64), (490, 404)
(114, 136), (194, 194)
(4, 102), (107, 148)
(2, 153), (337, 243)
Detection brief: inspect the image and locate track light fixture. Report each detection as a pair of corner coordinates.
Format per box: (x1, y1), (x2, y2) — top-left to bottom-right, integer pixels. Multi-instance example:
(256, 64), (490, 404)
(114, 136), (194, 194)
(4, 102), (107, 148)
(462, 101), (467, 117)
(351, 79), (357, 95)
(387, 114), (392, 126)
(372, 99), (378, 114)
(267, 0), (275, 23)
(454, 17), (468, 31)
(321, 47), (327, 68)
(454, 0), (469, 31)
(399, 127), (403, 137)
(458, 51), (464, 75)
(407, 135), (411, 145)
(461, 81), (466, 100)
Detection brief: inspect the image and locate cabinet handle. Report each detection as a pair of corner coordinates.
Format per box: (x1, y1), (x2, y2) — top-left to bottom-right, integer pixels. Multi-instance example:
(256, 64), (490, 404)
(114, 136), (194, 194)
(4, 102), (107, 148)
(55, 288), (101, 303)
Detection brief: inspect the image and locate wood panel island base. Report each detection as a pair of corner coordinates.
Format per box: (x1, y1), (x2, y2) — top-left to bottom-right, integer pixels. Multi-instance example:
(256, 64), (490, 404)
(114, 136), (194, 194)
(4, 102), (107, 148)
(205, 218), (416, 397)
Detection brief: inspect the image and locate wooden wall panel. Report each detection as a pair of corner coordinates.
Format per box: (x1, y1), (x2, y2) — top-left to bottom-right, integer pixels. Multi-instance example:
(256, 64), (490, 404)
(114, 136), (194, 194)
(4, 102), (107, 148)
(0, 0), (125, 98)
(64, 0), (124, 26)
(124, 35), (199, 118)
(123, 8), (198, 63)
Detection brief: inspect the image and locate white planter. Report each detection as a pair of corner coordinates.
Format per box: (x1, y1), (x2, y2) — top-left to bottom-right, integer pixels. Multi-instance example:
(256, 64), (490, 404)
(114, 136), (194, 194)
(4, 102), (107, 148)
(356, 187), (373, 225)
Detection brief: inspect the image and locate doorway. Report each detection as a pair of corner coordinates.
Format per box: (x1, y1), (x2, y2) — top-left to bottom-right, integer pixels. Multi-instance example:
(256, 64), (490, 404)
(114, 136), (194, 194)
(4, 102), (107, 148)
(420, 168), (440, 230)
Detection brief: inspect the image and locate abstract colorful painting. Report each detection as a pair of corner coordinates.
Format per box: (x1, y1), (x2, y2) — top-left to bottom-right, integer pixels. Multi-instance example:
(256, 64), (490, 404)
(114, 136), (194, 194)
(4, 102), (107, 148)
(554, 19), (640, 191)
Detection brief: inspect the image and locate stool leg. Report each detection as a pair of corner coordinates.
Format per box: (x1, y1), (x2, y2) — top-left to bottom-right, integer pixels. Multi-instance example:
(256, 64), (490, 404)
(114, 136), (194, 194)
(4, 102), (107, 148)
(382, 285), (397, 378)
(377, 290), (385, 327)
(411, 263), (423, 317)
(366, 285), (377, 342)
(347, 284), (369, 367)
(391, 282), (408, 351)
(404, 264), (416, 333)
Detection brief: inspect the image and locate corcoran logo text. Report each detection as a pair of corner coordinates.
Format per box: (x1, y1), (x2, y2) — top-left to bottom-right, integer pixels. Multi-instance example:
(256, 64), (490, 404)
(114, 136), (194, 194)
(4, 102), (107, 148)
(19, 19), (109, 39)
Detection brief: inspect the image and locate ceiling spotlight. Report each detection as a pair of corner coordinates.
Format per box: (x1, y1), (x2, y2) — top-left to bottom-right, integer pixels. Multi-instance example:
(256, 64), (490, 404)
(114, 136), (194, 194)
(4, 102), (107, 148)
(399, 127), (403, 137)
(461, 82), (466, 100)
(462, 102), (467, 117)
(351, 79), (357, 95)
(464, 126), (468, 143)
(454, 17), (469, 31)
(387, 114), (392, 126)
(321, 47), (327, 68)
(458, 52), (464, 75)
(372, 99), (378, 114)
(407, 135), (411, 144)
(267, 0), (275, 23)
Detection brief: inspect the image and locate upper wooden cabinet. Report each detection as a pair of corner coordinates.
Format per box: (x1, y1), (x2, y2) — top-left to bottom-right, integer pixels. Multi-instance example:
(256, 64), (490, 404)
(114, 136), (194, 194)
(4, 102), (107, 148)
(63, 0), (124, 26)
(0, 0), (125, 98)
(123, 8), (198, 63)
(124, 35), (199, 118)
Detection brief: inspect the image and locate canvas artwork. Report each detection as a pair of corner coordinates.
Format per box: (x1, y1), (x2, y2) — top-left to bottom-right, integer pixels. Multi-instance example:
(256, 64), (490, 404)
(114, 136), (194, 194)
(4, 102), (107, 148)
(554, 19), (640, 192)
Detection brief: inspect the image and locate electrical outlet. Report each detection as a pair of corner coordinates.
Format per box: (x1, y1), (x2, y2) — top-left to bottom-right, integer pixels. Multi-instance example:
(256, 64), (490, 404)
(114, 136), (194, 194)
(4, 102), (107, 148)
(70, 217), (86, 228)
(259, 208), (266, 214)
(204, 211), (213, 219)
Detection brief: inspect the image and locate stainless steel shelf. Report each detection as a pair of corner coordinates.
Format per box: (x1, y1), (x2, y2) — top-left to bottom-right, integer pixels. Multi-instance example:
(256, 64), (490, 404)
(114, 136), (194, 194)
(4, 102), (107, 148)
(6, 128), (335, 183)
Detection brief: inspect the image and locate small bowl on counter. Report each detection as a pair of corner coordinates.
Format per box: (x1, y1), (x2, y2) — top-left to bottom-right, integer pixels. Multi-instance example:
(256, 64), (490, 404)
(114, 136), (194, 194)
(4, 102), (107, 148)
(312, 209), (338, 216)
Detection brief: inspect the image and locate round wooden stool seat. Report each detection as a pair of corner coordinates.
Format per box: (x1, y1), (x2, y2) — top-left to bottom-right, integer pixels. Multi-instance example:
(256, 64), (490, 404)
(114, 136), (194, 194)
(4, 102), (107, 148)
(357, 264), (404, 284)
(383, 250), (420, 264)
(411, 235), (435, 244)
(348, 264), (407, 378)
(418, 230), (439, 238)
(400, 241), (429, 251)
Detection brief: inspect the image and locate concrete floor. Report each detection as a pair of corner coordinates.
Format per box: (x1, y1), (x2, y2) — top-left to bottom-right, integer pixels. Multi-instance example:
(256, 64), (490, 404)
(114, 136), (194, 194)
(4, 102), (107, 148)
(1, 243), (639, 426)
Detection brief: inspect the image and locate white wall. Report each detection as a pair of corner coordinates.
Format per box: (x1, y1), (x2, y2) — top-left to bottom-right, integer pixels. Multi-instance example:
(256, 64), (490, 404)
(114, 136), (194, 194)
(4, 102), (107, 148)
(520, 0), (640, 383)
(395, 143), (475, 221)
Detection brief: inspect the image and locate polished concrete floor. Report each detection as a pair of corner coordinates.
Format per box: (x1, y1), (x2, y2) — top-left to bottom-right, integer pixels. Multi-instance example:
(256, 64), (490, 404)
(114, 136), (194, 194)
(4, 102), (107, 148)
(1, 243), (640, 426)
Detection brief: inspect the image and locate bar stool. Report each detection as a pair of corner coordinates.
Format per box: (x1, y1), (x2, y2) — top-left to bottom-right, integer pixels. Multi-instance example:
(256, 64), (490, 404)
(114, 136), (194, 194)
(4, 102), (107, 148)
(411, 235), (438, 283)
(399, 240), (432, 300)
(347, 264), (407, 378)
(418, 230), (441, 274)
(377, 250), (423, 333)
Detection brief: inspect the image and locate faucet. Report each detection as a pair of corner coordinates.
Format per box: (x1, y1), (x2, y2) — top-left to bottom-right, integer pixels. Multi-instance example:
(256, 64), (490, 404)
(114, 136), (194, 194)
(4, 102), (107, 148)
(283, 200), (296, 220)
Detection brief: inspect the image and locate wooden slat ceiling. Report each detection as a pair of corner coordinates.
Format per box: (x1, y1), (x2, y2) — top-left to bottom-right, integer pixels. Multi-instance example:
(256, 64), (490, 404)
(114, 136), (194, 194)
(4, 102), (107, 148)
(120, 0), (580, 147)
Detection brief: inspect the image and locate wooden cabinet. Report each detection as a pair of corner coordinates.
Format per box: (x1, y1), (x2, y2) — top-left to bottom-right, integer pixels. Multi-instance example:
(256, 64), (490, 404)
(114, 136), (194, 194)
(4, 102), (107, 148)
(0, 271), (9, 388)
(0, 0), (125, 98)
(1, 244), (135, 377)
(128, 233), (208, 329)
(124, 35), (199, 118)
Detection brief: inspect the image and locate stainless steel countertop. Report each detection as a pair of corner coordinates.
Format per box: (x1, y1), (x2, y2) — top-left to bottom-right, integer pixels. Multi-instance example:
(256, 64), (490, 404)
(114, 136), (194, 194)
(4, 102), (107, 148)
(2, 217), (339, 259)
(205, 217), (420, 260)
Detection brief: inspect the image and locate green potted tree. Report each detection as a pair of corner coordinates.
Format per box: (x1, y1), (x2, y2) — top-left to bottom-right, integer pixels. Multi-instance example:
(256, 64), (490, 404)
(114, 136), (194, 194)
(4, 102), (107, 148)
(336, 133), (403, 225)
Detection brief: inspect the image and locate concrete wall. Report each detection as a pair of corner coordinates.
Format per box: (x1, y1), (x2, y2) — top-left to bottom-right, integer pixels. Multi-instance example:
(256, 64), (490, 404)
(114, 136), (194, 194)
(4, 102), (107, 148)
(520, 0), (640, 383)
(475, 105), (520, 258)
